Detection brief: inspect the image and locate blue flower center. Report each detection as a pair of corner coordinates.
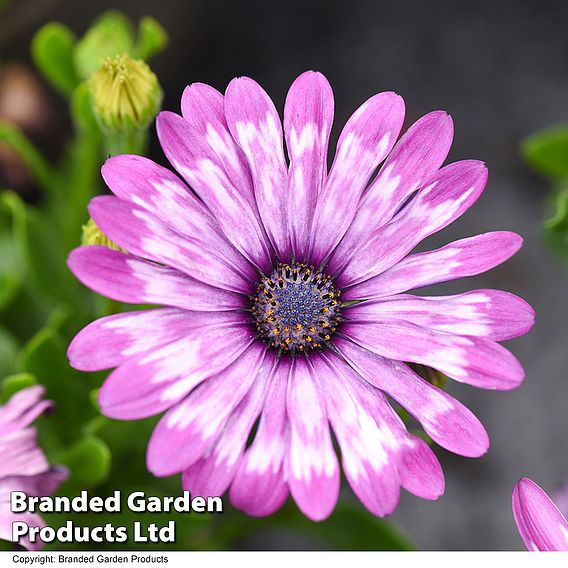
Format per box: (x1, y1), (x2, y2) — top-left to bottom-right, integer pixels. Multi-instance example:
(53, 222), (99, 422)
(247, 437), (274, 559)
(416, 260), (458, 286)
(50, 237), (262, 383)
(252, 262), (342, 353)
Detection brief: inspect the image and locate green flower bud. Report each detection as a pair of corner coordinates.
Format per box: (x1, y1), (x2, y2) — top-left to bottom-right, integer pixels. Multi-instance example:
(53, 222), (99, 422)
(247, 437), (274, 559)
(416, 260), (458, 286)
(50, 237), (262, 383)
(81, 218), (123, 252)
(89, 54), (162, 132)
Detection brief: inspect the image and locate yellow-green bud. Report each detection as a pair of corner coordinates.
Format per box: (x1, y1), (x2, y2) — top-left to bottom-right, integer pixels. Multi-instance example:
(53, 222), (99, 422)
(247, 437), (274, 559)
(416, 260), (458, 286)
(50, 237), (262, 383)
(81, 218), (124, 252)
(89, 54), (162, 132)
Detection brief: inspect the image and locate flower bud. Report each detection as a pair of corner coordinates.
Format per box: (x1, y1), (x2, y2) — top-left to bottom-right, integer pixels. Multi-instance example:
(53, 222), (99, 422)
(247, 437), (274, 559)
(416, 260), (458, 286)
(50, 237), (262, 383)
(81, 218), (123, 251)
(89, 54), (161, 132)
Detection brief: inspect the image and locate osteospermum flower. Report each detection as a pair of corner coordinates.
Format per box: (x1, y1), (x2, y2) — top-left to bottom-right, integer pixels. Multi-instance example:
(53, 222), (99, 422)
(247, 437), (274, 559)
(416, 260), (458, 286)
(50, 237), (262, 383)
(68, 71), (535, 521)
(0, 386), (67, 549)
(513, 478), (568, 551)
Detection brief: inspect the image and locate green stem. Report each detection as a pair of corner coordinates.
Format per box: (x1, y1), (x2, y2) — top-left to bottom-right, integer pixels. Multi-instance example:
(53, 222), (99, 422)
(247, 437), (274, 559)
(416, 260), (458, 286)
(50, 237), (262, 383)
(103, 128), (147, 156)
(0, 121), (61, 197)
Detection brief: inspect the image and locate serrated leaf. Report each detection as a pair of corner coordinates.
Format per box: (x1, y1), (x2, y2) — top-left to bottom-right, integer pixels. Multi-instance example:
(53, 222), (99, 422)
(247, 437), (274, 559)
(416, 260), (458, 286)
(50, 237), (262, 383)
(135, 17), (168, 60)
(1, 372), (37, 402)
(57, 436), (111, 489)
(74, 10), (135, 79)
(31, 22), (79, 96)
(521, 126), (568, 180)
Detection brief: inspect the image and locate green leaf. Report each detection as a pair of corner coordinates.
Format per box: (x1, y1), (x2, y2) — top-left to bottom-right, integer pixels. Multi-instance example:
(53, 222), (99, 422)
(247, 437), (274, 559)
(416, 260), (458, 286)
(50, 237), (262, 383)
(135, 17), (168, 60)
(31, 22), (79, 96)
(283, 502), (415, 550)
(0, 191), (74, 302)
(0, 213), (20, 312)
(74, 10), (135, 79)
(544, 185), (568, 268)
(0, 272), (19, 311)
(521, 126), (568, 180)
(22, 326), (94, 443)
(0, 326), (18, 378)
(0, 123), (60, 197)
(213, 501), (415, 551)
(1, 372), (37, 402)
(70, 81), (99, 134)
(89, 387), (100, 410)
(45, 304), (72, 333)
(545, 185), (568, 232)
(57, 436), (111, 490)
(65, 83), (104, 240)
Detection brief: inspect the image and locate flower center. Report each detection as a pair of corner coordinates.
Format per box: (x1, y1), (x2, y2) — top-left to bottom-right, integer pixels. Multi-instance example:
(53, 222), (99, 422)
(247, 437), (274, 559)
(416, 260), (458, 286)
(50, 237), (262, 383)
(252, 262), (342, 353)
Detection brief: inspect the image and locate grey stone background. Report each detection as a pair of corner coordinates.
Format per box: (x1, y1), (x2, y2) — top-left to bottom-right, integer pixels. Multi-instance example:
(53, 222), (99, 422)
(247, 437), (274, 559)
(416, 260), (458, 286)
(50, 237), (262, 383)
(3, 0), (567, 551)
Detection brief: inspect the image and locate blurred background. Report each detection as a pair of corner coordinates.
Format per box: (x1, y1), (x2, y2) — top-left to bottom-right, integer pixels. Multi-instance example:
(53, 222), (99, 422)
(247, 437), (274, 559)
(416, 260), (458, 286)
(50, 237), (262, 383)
(1, 0), (567, 551)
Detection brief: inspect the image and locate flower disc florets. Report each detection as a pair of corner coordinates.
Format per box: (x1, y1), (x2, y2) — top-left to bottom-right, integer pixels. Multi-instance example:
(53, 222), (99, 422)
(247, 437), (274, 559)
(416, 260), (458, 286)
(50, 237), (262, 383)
(252, 261), (342, 353)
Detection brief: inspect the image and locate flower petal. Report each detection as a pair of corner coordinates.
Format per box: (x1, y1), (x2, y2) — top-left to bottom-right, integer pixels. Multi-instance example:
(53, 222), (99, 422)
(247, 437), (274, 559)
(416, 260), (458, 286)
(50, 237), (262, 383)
(0, 469), (68, 551)
(284, 71), (334, 260)
(68, 309), (240, 372)
(329, 111), (453, 269)
(0, 429), (49, 478)
(182, 356), (274, 497)
(101, 155), (222, 241)
(286, 357), (340, 521)
(97, 317), (254, 419)
(230, 359), (290, 517)
(309, 92), (405, 265)
(146, 343), (268, 477)
(347, 289), (535, 341)
(88, 195), (255, 293)
(68, 246), (244, 312)
(0, 507), (45, 551)
(335, 160), (488, 287)
(513, 478), (568, 551)
(0, 386), (51, 436)
(335, 338), (489, 457)
(156, 111), (272, 270)
(9, 467), (68, 497)
(225, 77), (289, 258)
(344, 319), (523, 390)
(181, 82), (256, 207)
(397, 436), (444, 500)
(343, 231), (523, 301)
(317, 353), (401, 517)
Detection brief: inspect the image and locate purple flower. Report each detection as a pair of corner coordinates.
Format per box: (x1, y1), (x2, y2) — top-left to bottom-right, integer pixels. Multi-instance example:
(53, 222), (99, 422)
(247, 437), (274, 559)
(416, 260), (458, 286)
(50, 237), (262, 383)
(513, 478), (568, 551)
(0, 386), (67, 549)
(68, 71), (534, 521)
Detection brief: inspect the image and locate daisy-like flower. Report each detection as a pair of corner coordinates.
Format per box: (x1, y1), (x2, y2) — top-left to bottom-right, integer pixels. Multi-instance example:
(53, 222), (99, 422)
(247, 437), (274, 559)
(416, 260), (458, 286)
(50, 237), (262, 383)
(513, 478), (568, 551)
(68, 71), (534, 521)
(0, 386), (67, 549)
